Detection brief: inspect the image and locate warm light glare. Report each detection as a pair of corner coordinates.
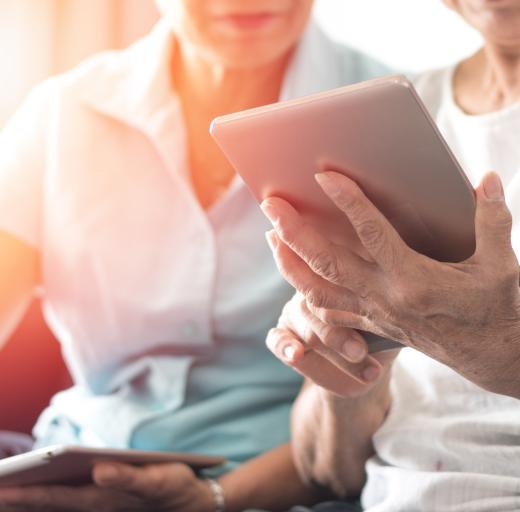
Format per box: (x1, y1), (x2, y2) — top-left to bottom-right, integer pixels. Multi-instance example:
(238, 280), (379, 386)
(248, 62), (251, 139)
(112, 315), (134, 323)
(0, 0), (482, 128)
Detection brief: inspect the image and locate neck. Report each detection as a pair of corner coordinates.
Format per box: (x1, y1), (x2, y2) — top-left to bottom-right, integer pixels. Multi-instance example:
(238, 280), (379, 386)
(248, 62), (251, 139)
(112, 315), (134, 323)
(482, 43), (520, 103)
(173, 40), (293, 118)
(455, 44), (520, 114)
(169, 37), (295, 210)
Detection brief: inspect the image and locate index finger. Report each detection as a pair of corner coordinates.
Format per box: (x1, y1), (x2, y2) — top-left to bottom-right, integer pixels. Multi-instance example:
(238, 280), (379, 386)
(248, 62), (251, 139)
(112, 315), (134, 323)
(260, 196), (375, 292)
(266, 326), (380, 395)
(315, 171), (409, 273)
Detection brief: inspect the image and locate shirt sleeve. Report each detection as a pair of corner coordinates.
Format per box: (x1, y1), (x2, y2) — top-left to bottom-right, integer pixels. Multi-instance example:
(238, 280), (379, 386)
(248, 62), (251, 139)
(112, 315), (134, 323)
(0, 80), (54, 248)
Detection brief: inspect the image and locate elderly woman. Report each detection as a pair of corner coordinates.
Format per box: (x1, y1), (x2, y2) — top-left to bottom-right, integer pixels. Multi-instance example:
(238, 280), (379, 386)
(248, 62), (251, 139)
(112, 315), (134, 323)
(263, 0), (520, 510)
(0, 0), (391, 510)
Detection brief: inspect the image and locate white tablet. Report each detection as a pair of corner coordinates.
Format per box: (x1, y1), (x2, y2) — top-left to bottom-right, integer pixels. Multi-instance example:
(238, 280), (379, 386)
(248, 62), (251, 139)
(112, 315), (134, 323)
(0, 445), (225, 487)
(210, 75), (476, 352)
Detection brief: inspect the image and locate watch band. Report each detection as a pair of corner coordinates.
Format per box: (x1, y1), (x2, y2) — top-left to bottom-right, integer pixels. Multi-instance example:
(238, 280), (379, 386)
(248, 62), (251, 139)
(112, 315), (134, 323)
(206, 478), (226, 512)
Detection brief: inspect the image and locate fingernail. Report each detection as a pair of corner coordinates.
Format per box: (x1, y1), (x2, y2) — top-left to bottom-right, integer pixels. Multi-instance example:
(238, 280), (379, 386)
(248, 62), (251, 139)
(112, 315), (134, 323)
(265, 230), (279, 250)
(97, 465), (120, 483)
(362, 364), (380, 382)
(282, 344), (297, 362)
(260, 200), (279, 224)
(342, 340), (366, 362)
(483, 172), (504, 201)
(314, 172), (336, 191)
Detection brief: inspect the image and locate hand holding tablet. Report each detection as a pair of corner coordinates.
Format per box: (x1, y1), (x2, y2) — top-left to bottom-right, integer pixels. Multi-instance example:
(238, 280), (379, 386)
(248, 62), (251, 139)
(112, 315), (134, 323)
(210, 75), (476, 353)
(0, 445), (225, 487)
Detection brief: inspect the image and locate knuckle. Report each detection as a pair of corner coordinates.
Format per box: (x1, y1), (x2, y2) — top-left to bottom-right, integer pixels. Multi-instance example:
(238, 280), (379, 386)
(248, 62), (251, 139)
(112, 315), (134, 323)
(346, 192), (366, 219)
(276, 218), (302, 244)
(319, 308), (341, 325)
(357, 219), (385, 250)
(397, 282), (429, 311)
(391, 278), (415, 309)
(354, 279), (372, 300)
(320, 324), (343, 349)
(309, 250), (342, 282)
(306, 287), (330, 309)
(483, 202), (513, 232)
(150, 464), (184, 493)
(502, 208), (513, 229)
(338, 312), (364, 331)
(495, 204), (513, 229)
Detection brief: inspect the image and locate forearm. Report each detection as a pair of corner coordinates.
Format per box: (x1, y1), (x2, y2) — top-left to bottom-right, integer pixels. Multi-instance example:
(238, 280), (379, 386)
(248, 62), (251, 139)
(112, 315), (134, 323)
(291, 377), (391, 498)
(219, 443), (331, 512)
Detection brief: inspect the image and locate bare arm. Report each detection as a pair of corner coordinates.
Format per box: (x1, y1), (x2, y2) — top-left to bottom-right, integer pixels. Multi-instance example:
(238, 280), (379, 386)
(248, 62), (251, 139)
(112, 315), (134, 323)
(291, 377), (391, 498)
(0, 442), (332, 511)
(264, 293), (397, 499)
(0, 230), (39, 349)
(220, 442), (332, 512)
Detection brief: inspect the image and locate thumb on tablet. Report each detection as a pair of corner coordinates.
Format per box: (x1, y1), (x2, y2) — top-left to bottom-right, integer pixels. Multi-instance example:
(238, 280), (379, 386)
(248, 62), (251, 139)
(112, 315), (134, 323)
(94, 462), (161, 497)
(94, 462), (135, 489)
(93, 461), (197, 499)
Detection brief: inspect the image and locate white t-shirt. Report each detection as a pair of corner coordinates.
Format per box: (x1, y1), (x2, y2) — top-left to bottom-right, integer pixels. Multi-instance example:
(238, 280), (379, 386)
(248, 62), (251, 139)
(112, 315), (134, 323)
(362, 66), (520, 511)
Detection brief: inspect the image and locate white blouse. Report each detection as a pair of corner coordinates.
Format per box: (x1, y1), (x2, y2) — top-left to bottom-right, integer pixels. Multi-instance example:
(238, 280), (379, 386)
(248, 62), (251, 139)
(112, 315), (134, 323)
(0, 18), (390, 458)
(363, 65), (520, 512)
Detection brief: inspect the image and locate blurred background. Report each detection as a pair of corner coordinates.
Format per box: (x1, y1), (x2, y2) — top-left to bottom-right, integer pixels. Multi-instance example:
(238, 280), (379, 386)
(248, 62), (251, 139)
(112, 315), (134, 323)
(0, 0), (482, 128)
(0, 0), (482, 432)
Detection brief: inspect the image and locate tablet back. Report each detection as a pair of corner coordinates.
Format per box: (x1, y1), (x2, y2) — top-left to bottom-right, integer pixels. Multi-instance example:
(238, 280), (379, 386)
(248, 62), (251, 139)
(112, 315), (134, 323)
(210, 75), (476, 351)
(0, 445), (225, 487)
(211, 75), (475, 262)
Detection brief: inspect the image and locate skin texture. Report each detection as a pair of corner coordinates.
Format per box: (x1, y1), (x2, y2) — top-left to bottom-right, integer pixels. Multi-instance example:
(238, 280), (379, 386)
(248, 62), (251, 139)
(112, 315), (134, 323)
(262, 0), (520, 499)
(158, 0), (314, 208)
(443, 0), (520, 113)
(0, 1), (321, 510)
(262, 0), (520, 400)
(290, 376), (392, 498)
(266, 292), (397, 395)
(266, 293), (398, 496)
(262, 171), (520, 398)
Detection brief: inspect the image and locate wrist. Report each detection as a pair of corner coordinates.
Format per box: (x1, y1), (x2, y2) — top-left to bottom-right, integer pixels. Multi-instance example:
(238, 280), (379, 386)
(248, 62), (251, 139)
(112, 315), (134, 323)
(205, 478), (226, 512)
(191, 478), (221, 512)
(317, 372), (392, 412)
(316, 376), (393, 446)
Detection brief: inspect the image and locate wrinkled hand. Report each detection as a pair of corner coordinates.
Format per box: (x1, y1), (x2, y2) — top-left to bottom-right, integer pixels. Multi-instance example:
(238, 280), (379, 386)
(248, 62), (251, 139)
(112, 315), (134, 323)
(267, 293), (398, 398)
(0, 462), (214, 512)
(262, 170), (520, 398)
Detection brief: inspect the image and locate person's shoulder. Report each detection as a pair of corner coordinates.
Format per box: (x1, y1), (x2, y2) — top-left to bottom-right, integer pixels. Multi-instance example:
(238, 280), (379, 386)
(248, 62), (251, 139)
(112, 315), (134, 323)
(47, 42), (146, 99)
(32, 24), (160, 110)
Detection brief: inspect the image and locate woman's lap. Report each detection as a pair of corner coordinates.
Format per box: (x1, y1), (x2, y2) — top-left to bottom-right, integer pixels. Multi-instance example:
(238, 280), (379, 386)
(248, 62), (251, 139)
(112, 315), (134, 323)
(288, 503), (361, 512)
(246, 501), (362, 512)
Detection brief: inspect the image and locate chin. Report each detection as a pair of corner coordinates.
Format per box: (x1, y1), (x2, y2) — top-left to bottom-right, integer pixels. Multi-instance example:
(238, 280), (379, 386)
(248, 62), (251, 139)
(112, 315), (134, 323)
(210, 42), (296, 70)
